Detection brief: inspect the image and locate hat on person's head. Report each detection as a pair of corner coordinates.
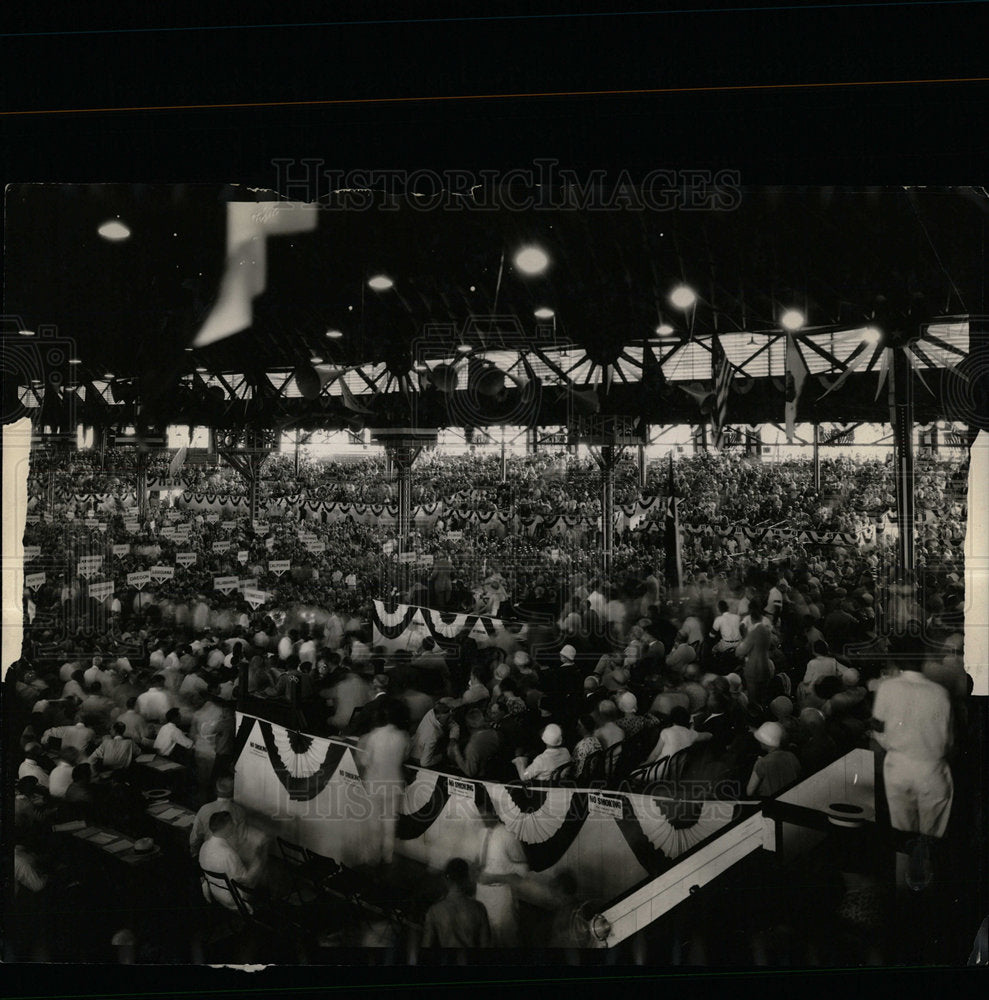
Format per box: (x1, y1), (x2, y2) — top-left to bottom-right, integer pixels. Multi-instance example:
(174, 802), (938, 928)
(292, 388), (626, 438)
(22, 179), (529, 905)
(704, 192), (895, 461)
(513, 651), (530, 668)
(725, 673), (743, 693)
(754, 722), (783, 749)
(842, 668), (860, 687)
(596, 699), (618, 720)
(560, 644), (577, 663)
(799, 707), (826, 729)
(583, 675), (599, 691)
(541, 723), (563, 747)
(770, 696), (794, 720)
(215, 775), (235, 796)
(617, 692), (638, 715)
(493, 663), (511, 682)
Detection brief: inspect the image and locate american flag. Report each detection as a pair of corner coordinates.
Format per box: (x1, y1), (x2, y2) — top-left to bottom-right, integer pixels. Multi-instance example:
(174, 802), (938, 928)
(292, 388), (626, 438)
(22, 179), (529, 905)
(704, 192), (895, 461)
(711, 333), (732, 450)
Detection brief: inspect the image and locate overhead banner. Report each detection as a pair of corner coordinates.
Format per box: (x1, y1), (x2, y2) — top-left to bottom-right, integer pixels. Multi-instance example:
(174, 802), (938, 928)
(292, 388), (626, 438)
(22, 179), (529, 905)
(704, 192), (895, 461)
(149, 565), (175, 583)
(268, 560), (291, 577)
(127, 570), (152, 590)
(214, 575), (240, 595)
(25, 572), (46, 591)
(88, 580), (115, 602)
(176, 552), (198, 568)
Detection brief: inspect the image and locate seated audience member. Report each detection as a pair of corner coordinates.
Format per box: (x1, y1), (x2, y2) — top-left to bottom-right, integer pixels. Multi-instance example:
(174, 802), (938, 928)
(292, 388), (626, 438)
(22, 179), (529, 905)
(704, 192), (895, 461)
(136, 675), (174, 723)
(199, 811), (263, 911)
(513, 724), (571, 782)
(18, 745), (51, 789)
(49, 747), (80, 799)
(447, 707), (502, 779)
(64, 763), (96, 814)
(89, 723), (135, 772)
(410, 698), (455, 768)
(117, 697), (153, 749)
(190, 776), (247, 857)
(153, 707), (194, 760)
(795, 707), (839, 775)
(746, 722), (802, 798)
(647, 706), (713, 763)
(421, 857), (492, 951)
(593, 701), (625, 749)
(571, 714), (604, 781)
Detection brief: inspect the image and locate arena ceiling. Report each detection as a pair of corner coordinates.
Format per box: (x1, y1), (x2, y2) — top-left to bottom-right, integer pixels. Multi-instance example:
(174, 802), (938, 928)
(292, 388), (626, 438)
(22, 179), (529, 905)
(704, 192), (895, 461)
(4, 183), (986, 435)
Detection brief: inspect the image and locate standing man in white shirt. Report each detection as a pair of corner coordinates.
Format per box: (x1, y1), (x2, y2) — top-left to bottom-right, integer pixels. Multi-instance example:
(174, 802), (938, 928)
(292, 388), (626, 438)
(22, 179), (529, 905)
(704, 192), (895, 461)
(871, 660), (953, 838)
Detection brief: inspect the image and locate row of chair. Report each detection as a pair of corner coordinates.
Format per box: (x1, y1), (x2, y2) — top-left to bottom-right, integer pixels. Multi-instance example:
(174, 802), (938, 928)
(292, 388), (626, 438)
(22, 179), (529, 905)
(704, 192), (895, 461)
(532, 741), (707, 794)
(200, 838), (422, 958)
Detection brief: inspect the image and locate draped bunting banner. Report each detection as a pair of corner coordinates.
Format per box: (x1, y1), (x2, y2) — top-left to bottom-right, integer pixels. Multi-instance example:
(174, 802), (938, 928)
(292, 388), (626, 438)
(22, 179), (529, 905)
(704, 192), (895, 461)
(233, 713), (741, 906)
(372, 600), (510, 652)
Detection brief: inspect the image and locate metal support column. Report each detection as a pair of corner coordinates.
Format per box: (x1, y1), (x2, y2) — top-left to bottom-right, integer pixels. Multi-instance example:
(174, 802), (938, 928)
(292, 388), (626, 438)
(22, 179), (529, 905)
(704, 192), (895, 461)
(638, 442), (647, 489)
(813, 424), (821, 491)
(592, 444), (619, 576)
(136, 450), (148, 521)
(294, 428), (300, 478)
(890, 346), (915, 580)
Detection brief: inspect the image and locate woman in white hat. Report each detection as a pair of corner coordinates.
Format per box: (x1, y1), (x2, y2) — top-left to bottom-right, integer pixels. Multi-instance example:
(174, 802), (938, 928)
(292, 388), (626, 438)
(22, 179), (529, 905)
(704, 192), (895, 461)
(513, 724), (571, 782)
(746, 721), (802, 798)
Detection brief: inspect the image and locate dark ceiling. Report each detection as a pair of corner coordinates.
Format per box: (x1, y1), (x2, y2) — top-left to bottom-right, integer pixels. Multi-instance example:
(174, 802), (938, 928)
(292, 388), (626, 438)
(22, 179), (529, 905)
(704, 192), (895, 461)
(3, 183), (987, 433)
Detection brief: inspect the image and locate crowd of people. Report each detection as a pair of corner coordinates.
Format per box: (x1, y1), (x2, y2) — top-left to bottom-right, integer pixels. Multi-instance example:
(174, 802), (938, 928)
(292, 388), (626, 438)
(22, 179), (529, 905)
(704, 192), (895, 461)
(7, 442), (980, 964)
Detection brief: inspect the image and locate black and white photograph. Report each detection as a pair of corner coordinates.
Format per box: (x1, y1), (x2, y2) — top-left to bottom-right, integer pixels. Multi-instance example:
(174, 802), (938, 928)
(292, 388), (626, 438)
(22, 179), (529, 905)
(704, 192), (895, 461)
(1, 3), (987, 990)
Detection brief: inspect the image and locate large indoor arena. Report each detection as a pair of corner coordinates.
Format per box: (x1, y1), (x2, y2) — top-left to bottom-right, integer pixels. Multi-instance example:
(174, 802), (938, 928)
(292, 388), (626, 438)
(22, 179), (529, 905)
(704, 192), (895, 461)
(3, 184), (986, 967)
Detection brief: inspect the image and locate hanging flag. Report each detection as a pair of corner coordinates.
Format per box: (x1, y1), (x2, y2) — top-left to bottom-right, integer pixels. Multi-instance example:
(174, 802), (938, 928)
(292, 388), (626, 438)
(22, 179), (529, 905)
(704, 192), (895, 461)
(168, 446), (188, 479)
(664, 454), (683, 593)
(711, 333), (732, 450)
(338, 376), (376, 415)
(784, 335), (810, 444)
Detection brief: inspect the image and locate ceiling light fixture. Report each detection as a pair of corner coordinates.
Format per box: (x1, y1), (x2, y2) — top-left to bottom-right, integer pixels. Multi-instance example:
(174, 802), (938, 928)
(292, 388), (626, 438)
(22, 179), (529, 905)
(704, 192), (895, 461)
(656, 323), (674, 335)
(534, 307), (555, 319)
(68, 357), (82, 365)
(456, 344), (472, 354)
(862, 326), (883, 345)
(669, 284), (697, 309)
(97, 219), (131, 241)
(780, 309), (806, 331)
(368, 275), (393, 290)
(325, 329), (343, 339)
(514, 246), (549, 275)
(18, 329), (35, 337)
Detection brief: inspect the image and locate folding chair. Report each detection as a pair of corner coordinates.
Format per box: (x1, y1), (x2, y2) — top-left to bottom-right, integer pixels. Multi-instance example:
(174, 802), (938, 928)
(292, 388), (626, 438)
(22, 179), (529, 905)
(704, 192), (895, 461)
(276, 837), (343, 905)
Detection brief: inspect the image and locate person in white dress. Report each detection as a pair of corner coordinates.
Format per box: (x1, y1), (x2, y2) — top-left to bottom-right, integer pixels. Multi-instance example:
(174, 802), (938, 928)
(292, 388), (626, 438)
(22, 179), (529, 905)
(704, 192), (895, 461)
(356, 700), (411, 866)
(474, 813), (529, 948)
